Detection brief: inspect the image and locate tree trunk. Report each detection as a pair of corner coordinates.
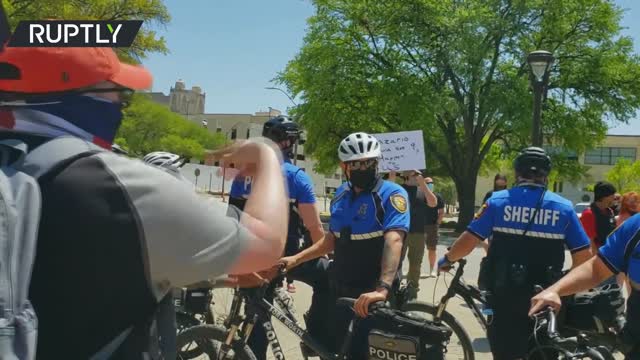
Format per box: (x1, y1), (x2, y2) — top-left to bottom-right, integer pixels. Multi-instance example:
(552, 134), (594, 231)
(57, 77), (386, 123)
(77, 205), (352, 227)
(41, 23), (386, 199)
(454, 171), (479, 234)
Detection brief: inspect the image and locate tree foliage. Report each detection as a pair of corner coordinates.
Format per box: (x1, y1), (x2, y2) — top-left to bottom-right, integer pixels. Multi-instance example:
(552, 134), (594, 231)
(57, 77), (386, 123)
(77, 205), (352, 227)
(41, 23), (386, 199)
(278, 0), (640, 229)
(433, 176), (457, 211)
(3, 0), (170, 62)
(116, 94), (227, 158)
(605, 158), (640, 193)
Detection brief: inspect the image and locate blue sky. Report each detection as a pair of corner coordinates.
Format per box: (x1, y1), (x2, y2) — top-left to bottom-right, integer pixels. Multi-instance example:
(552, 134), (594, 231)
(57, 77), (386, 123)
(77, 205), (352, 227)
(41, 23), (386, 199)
(144, 0), (640, 135)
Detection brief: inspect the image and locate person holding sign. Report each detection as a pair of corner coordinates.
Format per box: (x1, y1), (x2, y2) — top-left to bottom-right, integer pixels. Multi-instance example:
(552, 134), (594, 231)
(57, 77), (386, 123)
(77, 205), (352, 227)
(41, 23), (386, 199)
(396, 170), (438, 300)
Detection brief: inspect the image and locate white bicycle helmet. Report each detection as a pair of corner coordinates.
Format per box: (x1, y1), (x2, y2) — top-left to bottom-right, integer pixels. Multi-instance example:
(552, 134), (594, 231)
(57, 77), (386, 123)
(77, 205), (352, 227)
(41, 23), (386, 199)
(143, 151), (185, 169)
(338, 132), (382, 162)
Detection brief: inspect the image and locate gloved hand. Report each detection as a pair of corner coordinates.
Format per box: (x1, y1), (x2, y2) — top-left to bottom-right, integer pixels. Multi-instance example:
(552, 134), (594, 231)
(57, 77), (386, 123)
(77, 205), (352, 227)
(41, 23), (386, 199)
(437, 254), (453, 272)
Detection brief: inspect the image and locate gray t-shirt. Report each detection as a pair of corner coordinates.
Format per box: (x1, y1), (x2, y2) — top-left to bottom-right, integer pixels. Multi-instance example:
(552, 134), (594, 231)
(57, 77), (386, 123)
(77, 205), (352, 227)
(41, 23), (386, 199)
(28, 148), (251, 358)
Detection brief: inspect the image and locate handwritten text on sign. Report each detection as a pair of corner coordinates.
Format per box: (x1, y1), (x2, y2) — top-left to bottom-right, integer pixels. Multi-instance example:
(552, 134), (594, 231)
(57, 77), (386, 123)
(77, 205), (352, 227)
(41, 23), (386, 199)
(371, 130), (426, 172)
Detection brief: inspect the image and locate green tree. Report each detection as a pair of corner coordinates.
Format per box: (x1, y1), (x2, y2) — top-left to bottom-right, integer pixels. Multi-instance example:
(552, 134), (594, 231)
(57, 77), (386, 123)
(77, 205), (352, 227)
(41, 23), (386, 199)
(433, 176), (457, 213)
(3, 0), (170, 62)
(116, 94), (227, 158)
(278, 0), (640, 230)
(605, 158), (640, 193)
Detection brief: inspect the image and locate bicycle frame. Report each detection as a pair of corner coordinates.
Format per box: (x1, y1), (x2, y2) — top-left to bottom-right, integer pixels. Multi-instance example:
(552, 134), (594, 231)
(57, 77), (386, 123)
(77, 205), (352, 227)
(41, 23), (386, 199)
(223, 287), (358, 360)
(434, 259), (490, 331)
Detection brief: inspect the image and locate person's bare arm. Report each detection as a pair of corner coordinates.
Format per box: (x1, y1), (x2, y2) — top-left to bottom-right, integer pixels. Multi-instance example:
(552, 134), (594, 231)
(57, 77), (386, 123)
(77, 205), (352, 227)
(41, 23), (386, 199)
(479, 239), (489, 254)
(281, 231), (336, 270)
(570, 248), (593, 269)
(444, 231), (481, 262)
(226, 142), (288, 274)
(417, 174), (437, 207)
(299, 203), (325, 244)
(378, 230), (404, 290)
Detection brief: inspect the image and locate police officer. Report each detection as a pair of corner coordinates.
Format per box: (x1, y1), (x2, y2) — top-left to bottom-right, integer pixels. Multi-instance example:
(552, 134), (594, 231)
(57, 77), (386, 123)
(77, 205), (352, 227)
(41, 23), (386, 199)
(228, 115), (327, 360)
(530, 213), (640, 359)
(438, 147), (592, 360)
(281, 132), (410, 357)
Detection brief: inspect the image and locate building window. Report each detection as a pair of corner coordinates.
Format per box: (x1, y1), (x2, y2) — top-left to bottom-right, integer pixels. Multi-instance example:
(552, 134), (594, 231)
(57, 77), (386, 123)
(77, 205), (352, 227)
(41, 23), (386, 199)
(584, 147), (637, 165)
(214, 161), (220, 166)
(296, 154), (305, 161)
(216, 127), (222, 133)
(543, 146), (578, 161)
(199, 159), (205, 165)
(230, 128), (237, 140)
(552, 181), (564, 193)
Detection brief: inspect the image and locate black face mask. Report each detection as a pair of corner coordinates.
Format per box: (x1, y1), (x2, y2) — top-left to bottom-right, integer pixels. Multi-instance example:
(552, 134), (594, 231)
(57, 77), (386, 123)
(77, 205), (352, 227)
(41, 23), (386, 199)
(349, 168), (377, 190)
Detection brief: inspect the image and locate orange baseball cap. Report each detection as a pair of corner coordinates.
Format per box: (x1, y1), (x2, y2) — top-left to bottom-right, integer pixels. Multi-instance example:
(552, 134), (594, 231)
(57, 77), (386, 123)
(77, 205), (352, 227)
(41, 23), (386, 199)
(0, 47), (152, 93)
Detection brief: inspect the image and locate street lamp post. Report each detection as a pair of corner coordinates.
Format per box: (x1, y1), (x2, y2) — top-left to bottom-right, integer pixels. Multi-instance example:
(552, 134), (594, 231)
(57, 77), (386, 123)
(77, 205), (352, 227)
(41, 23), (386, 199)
(265, 86), (301, 165)
(527, 50), (555, 147)
(265, 87), (298, 107)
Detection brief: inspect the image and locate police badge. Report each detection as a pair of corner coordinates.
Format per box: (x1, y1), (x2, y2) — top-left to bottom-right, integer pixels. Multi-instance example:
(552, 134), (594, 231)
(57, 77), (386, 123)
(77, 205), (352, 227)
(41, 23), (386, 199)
(390, 194), (408, 213)
(358, 203), (368, 216)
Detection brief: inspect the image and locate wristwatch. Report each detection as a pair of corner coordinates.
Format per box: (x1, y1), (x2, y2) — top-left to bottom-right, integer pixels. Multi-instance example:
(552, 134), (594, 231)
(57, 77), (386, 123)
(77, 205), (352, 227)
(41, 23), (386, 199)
(376, 281), (392, 294)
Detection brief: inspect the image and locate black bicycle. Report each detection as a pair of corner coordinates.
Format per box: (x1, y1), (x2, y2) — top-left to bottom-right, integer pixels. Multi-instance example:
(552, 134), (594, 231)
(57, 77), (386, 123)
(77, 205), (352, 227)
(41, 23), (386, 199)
(174, 275), (300, 358)
(529, 307), (616, 360)
(177, 291), (375, 359)
(403, 258), (490, 360)
(428, 257), (630, 360)
(176, 267), (457, 359)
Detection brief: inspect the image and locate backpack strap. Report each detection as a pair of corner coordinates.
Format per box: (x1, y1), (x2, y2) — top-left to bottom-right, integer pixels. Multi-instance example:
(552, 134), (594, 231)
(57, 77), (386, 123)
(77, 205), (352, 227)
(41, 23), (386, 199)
(18, 136), (104, 178)
(0, 139), (29, 166)
(623, 228), (640, 274)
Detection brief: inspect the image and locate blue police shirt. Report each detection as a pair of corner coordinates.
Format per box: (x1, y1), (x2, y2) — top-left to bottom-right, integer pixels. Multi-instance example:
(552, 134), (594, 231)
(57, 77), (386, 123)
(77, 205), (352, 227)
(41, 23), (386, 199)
(599, 213), (640, 287)
(329, 178), (410, 287)
(229, 159), (316, 240)
(468, 185), (590, 253)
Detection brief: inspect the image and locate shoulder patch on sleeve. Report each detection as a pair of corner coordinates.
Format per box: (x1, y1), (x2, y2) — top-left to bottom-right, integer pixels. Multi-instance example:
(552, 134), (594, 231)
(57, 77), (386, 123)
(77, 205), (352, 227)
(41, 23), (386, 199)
(474, 203), (489, 219)
(390, 194), (408, 213)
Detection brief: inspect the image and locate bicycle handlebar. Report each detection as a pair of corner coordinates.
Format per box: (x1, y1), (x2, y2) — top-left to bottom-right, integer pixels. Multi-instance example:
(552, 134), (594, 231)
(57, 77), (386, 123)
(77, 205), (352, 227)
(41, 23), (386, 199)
(336, 297), (386, 312)
(533, 307), (608, 360)
(534, 307), (569, 343)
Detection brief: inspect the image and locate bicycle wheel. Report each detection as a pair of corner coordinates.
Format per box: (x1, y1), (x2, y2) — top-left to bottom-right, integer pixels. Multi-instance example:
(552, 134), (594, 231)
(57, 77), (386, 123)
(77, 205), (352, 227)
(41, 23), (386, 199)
(401, 301), (475, 360)
(176, 312), (201, 333)
(176, 324), (257, 360)
(176, 312), (205, 358)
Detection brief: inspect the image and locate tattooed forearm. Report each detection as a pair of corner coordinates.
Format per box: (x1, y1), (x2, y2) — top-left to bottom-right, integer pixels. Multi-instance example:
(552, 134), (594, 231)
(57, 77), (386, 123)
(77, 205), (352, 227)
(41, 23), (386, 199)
(380, 231), (404, 285)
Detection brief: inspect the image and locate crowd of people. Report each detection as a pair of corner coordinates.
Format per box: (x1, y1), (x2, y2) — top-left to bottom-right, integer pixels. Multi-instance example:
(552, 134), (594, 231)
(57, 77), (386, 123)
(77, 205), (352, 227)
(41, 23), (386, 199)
(0, 44), (637, 360)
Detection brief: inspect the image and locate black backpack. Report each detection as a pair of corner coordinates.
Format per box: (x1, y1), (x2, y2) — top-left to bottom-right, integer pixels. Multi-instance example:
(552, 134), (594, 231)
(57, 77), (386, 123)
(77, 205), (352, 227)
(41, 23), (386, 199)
(368, 305), (452, 360)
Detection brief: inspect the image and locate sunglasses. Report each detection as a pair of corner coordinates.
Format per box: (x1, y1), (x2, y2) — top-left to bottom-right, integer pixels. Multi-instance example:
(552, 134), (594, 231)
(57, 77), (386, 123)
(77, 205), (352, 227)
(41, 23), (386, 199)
(345, 159), (378, 170)
(81, 87), (134, 108)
